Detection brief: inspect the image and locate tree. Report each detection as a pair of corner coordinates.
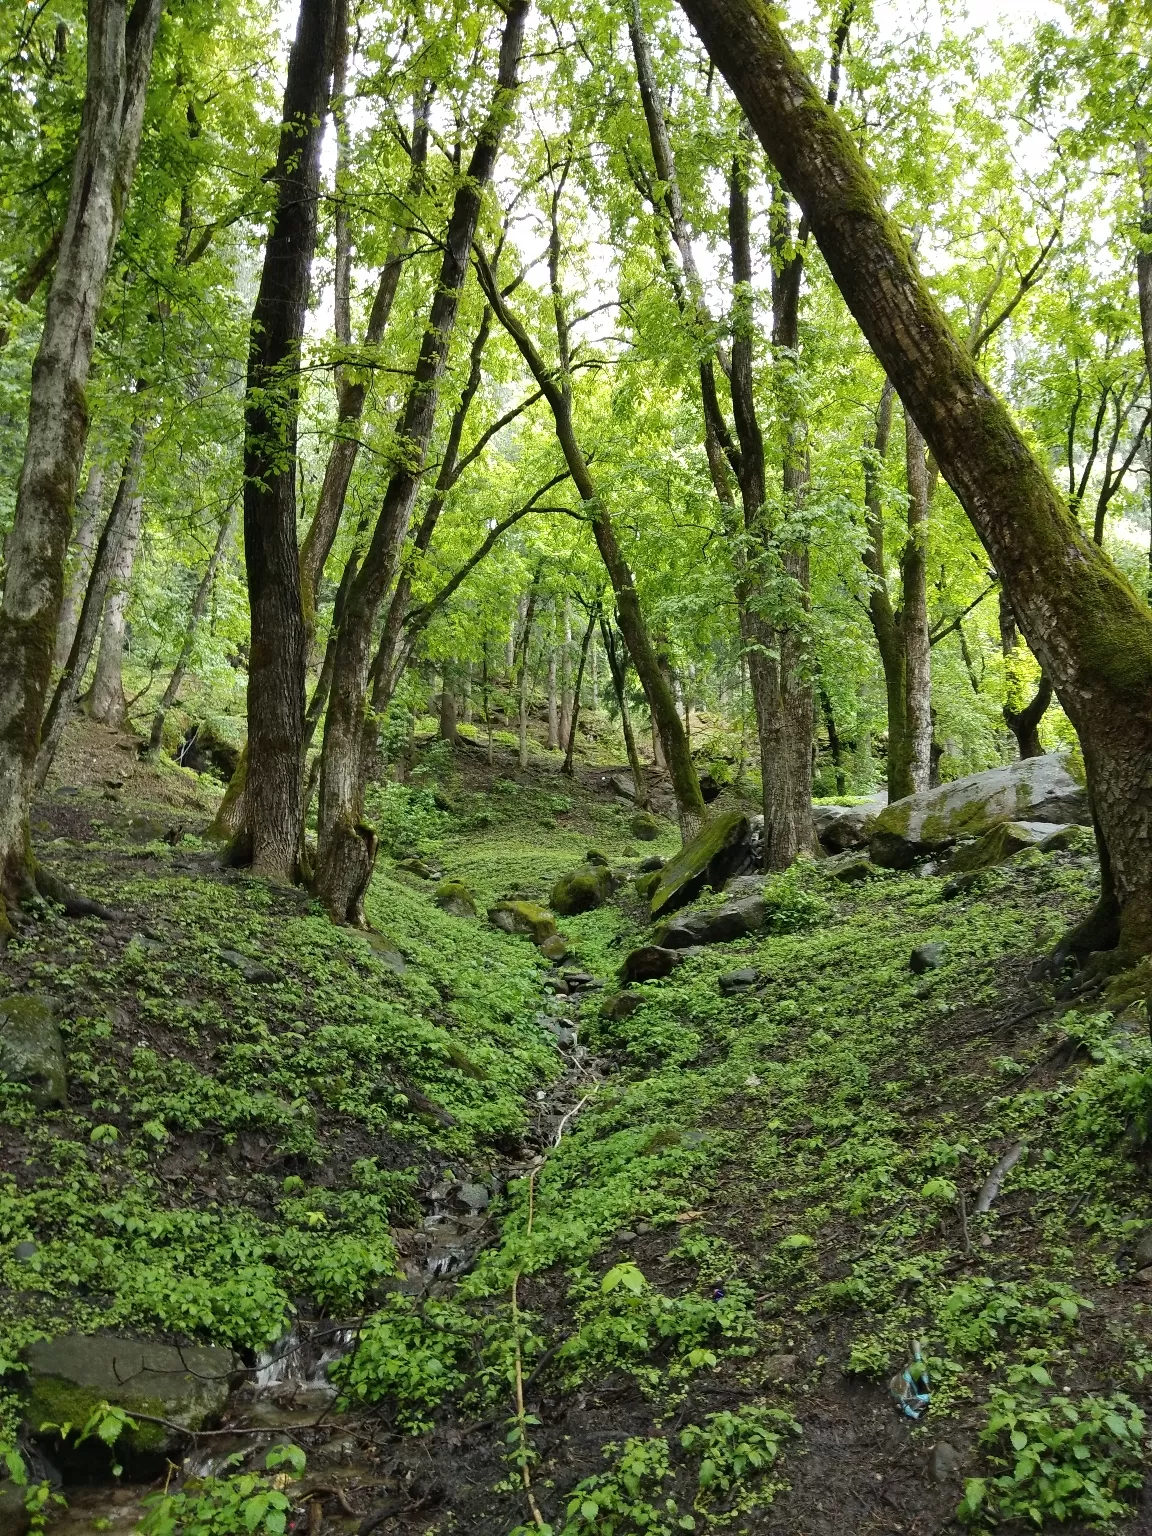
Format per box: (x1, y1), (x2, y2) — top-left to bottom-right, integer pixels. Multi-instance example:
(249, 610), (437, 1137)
(312, 0), (531, 925)
(0, 0), (164, 935)
(241, 0), (338, 881)
(678, 0), (1152, 961)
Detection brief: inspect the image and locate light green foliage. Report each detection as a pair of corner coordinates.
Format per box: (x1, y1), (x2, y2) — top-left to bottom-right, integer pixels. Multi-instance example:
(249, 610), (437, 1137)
(959, 1376), (1146, 1529)
(332, 1296), (475, 1433)
(139, 1444), (307, 1536)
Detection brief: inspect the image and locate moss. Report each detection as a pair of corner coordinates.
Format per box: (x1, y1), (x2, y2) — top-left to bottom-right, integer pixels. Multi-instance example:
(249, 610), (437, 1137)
(434, 881), (476, 917)
(649, 811), (749, 918)
(550, 865), (613, 916)
(25, 1377), (168, 1453)
(487, 900), (557, 944)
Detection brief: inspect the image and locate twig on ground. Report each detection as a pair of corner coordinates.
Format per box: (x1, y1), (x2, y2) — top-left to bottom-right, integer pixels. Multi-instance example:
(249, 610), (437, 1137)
(974, 1143), (1025, 1214)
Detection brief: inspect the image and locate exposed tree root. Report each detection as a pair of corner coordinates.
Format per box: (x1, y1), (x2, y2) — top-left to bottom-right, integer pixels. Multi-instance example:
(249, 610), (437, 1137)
(34, 862), (124, 921)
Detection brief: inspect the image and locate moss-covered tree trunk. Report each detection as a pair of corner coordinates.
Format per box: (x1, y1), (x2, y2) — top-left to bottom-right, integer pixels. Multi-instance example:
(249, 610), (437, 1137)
(999, 593), (1052, 759)
(902, 416), (932, 793)
(679, 0), (1152, 957)
(0, 0), (163, 934)
(84, 490), (143, 726)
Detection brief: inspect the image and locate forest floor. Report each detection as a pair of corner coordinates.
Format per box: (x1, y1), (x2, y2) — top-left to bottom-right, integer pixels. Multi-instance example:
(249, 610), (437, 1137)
(2, 717), (1152, 1536)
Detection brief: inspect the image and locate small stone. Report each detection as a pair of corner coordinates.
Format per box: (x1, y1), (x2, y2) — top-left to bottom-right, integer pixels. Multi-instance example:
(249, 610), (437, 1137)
(617, 1230), (637, 1244)
(453, 1182), (490, 1213)
(601, 992), (644, 1020)
(629, 812), (661, 842)
(1132, 1228), (1152, 1269)
(719, 967), (759, 995)
(434, 881), (477, 918)
(14, 1240), (38, 1262)
(585, 850), (609, 866)
(833, 857), (875, 883)
(744, 1074), (762, 1087)
(620, 946), (684, 983)
(1135, 1265), (1152, 1285)
(637, 855), (664, 874)
(929, 1440), (966, 1483)
(219, 948), (277, 984)
(0, 995), (67, 1109)
(762, 1353), (799, 1383)
(396, 856), (434, 878)
(910, 942), (947, 974)
(539, 934), (568, 962)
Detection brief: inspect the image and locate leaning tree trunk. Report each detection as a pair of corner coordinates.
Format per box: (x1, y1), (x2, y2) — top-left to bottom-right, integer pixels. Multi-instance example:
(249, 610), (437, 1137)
(0, 0), (164, 932)
(679, 0), (1152, 960)
(601, 615), (649, 808)
(55, 456), (106, 667)
(84, 490), (143, 726)
(313, 0), (531, 925)
(242, 0), (337, 882)
(36, 409), (148, 787)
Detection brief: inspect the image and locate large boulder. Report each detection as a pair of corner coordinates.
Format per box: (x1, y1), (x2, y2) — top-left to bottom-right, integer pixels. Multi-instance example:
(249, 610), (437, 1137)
(551, 862), (614, 916)
(654, 896), (768, 949)
(812, 804), (871, 853)
(23, 1334), (237, 1453)
(868, 753), (1088, 869)
(0, 996), (66, 1109)
(648, 810), (750, 918)
(488, 901), (558, 945)
(620, 945), (686, 984)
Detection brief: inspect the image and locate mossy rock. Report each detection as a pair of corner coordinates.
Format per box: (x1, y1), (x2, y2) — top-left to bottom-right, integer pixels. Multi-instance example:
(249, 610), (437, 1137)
(649, 810), (750, 918)
(633, 871), (661, 900)
(23, 1335), (237, 1453)
(435, 881), (477, 918)
(551, 863), (613, 916)
(629, 811), (661, 842)
(1039, 825), (1095, 856)
(869, 753), (1090, 868)
(397, 856), (434, 879)
(946, 821), (1055, 874)
(0, 995), (66, 1109)
(539, 934), (569, 961)
(487, 901), (558, 945)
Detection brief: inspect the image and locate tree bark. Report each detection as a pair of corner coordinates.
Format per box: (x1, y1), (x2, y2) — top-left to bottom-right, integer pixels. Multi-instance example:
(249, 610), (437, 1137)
(313, 1), (530, 923)
(562, 603), (598, 777)
(678, 0), (1152, 957)
(0, 0), (164, 929)
(242, 0), (338, 882)
(439, 662), (460, 747)
(819, 685), (847, 796)
(559, 597), (573, 749)
(902, 414), (932, 792)
(517, 588), (539, 769)
(149, 506), (236, 753)
(84, 490), (143, 726)
(36, 410), (148, 786)
(547, 640), (559, 749)
(55, 456), (106, 667)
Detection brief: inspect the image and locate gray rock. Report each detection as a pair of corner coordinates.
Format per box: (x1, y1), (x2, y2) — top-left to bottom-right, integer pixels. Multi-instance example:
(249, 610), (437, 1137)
(219, 949), (277, 984)
(929, 1440), (967, 1483)
(719, 968), (759, 995)
(0, 995), (66, 1109)
(620, 946), (685, 983)
(1133, 1227), (1152, 1269)
(637, 855), (665, 874)
(655, 896), (767, 949)
(812, 804), (870, 853)
(14, 1240), (38, 1262)
(629, 812), (661, 842)
(434, 881), (477, 918)
(762, 1353), (800, 1384)
(0, 1480), (30, 1535)
(23, 1334), (237, 1453)
(832, 856), (875, 883)
(868, 753), (1089, 869)
(601, 992), (644, 1021)
(910, 943), (947, 974)
(452, 1182), (490, 1214)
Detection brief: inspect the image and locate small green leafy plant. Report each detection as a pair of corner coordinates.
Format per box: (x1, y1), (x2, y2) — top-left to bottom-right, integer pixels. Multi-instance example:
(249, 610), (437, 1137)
(139, 1444), (307, 1535)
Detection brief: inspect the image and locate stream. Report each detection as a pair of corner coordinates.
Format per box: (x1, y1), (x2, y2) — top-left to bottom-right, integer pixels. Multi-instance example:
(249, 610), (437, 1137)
(40, 968), (603, 1534)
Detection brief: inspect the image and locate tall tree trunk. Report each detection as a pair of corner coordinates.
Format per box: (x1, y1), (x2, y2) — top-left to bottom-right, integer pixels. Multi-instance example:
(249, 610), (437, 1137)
(55, 456), (106, 667)
(36, 411), (148, 786)
(819, 685), (847, 796)
(439, 662), (460, 747)
(0, 0), (164, 930)
(902, 414), (932, 792)
(999, 593), (1053, 759)
(559, 597), (573, 749)
(242, 0), (337, 882)
(601, 615), (648, 807)
(313, 1), (530, 924)
(547, 642), (559, 749)
(679, 0), (1152, 958)
(562, 604), (598, 777)
(149, 507), (236, 753)
(517, 588), (538, 769)
(84, 491), (143, 726)
(477, 248), (706, 842)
